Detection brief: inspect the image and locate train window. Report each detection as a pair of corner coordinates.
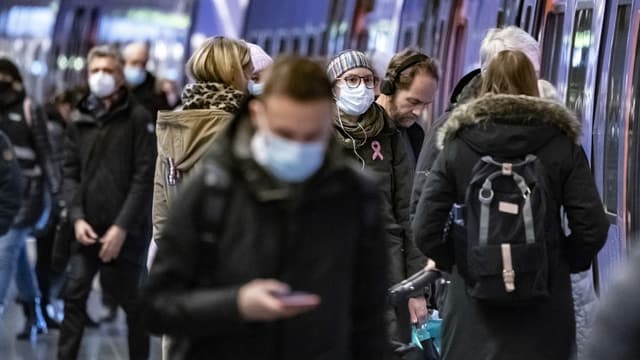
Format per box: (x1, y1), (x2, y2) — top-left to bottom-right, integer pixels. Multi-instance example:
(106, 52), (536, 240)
(627, 19), (640, 240)
(403, 29), (412, 49)
(524, 6), (532, 31)
(307, 36), (316, 56)
(279, 38), (287, 54)
(497, 10), (505, 27)
(603, 4), (631, 215)
(264, 37), (273, 55)
(292, 37), (301, 54)
(566, 8), (593, 114)
(541, 12), (564, 82)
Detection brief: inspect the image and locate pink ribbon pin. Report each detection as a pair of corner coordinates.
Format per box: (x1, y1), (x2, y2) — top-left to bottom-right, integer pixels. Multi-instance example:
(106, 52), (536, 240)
(371, 141), (384, 161)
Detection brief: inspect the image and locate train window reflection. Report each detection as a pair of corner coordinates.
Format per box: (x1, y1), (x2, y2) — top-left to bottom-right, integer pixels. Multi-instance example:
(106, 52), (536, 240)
(603, 5), (631, 215)
(541, 12), (564, 82)
(307, 37), (316, 56)
(566, 8), (593, 115)
(627, 23), (640, 241)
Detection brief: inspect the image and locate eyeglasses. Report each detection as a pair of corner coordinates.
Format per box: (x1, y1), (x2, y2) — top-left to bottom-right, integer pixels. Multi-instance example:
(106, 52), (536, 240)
(337, 75), (377, 89)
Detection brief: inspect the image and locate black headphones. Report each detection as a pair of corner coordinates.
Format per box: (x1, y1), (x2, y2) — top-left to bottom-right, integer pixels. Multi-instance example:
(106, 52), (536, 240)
(380, 54), (430, 96)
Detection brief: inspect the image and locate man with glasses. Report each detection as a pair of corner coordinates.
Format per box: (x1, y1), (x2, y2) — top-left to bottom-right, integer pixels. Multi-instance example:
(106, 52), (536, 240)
(327, 50), (427, 344)
(376, 49), (439, 172)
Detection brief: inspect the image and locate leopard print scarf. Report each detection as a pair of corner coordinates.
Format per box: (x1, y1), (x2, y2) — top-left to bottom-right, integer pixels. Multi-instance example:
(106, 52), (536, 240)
(181, 82), (245, 113)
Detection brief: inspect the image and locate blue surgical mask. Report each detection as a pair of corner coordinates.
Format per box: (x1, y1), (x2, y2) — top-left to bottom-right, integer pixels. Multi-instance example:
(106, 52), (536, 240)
(248, 80), (264, 96)
(124, 65), (147, 87)
(336, 83), (375, 116)
(251, 128), (326, 183)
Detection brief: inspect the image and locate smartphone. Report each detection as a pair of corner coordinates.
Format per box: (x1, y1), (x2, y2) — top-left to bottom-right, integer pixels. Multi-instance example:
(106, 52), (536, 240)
(274, 291), (321, 307)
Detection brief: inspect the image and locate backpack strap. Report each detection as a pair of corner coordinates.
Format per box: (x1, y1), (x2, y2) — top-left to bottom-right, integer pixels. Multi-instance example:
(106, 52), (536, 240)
(477, 156), (537, 246)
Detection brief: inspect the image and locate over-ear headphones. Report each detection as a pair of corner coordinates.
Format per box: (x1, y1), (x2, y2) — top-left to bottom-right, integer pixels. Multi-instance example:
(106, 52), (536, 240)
(380, 54), (429, 96)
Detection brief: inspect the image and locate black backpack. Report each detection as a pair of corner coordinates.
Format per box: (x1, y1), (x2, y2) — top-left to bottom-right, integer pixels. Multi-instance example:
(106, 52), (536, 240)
(461, 154), (552, 305)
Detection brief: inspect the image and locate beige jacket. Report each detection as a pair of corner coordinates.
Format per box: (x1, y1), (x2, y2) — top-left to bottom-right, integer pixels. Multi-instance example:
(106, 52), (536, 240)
(152, 108), (232, 243)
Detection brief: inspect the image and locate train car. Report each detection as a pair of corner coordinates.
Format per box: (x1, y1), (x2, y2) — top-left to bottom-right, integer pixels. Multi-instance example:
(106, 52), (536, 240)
(1, 0), (637, 294)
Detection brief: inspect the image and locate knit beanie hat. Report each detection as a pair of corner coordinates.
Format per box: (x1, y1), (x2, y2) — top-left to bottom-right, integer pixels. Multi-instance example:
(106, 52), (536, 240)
(326, 50), (374, 83)
(247, 43), (273, 74)
(0, 58), (22, 83)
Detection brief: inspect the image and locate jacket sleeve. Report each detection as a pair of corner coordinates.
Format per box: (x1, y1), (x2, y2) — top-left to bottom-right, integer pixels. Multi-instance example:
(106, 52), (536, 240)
(113, 108), (156, 232)
(151, 156), (167, 244)
(30, 104), (61, 195)
(353, 179), (392, 360)
(143, 170), (244, 337)
(391, 131), (426, 277)
(0, 134), (22, 235)
(410, 111), (450, 218)
(413, 146), (457, 270)
(562, 145), (609, 272)
(63, 124), (84, 224)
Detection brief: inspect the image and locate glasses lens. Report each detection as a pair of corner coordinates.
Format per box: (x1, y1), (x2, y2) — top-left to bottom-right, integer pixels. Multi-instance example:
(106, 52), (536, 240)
(363, 76), (375, 88)
(344, 76), (360, 88)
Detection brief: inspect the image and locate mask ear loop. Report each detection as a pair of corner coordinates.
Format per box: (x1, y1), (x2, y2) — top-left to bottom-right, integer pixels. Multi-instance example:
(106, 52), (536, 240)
(337, 109), (366, 169)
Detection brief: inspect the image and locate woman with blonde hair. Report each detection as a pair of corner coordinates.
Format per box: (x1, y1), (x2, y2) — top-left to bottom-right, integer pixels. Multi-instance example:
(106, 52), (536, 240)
(151, 36), (251, 358)
(413, 50), (608, 360)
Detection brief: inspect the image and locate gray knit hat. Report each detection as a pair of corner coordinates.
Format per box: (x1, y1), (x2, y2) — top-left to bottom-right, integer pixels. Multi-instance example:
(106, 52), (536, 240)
(326, 50), (374, 83)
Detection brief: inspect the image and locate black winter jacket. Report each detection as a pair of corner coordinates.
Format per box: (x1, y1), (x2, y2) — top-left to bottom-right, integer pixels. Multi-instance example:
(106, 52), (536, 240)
(410, 70), (481, 216)
(144, 107), (391, 360)
(63, 90), (156, 265)
(413, 94), (609, 360)
(0, 92), (60, 227)
(0, 131), (22, 235)
(130, 72), (171, 119)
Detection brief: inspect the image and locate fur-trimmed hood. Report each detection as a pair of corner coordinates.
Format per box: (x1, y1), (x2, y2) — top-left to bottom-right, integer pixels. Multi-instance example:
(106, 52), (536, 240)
(437, 94), (581, 155)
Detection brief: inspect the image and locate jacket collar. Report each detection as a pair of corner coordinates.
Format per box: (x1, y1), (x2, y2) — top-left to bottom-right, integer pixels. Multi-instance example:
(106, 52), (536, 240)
(75, 87), (132, 124)
(437, 94), (581, 150)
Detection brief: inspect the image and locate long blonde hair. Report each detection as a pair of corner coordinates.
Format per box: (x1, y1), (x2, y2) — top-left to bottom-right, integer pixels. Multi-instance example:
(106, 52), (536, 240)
(481, 50), (540, 97)
(186, 36), (252, 90)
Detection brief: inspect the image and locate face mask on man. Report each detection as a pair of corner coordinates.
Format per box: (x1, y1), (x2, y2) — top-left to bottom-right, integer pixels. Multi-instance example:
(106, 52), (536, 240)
(248, 80), (264, 96)
(336, 84), (375, 116)
(251, 128), (326, 183)
(124, 65), (147, 87)
(0, 79), (12, 93)
(89, 72), (116, 98)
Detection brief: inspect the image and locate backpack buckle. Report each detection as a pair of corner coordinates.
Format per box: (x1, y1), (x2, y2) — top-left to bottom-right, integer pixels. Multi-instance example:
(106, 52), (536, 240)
(501, 244), (516, 293)
(502, 163), (512, 176)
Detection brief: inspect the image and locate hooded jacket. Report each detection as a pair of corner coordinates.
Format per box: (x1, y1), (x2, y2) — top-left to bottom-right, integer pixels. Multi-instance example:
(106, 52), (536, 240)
(152, 107), (232, 243)
(144, 103), (390, 360)
(413, 94), (609, 360)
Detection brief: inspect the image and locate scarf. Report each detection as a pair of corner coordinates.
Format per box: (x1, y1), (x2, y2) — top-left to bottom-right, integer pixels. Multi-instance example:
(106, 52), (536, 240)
(181, 82), (244, 114)
(334, 103), (387, 143)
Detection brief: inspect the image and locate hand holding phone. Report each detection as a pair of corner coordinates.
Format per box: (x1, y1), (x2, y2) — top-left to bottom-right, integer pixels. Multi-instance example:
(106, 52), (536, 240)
(274, 291), (321, 307)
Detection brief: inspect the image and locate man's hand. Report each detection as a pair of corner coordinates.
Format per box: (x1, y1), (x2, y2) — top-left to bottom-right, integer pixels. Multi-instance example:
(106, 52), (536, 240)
(408, 296), (428, 325)
(74, 219), (98, 246)
(425, 258), (437, 271)
(238, 279), (320, 321)
(99, 225), (126, 263)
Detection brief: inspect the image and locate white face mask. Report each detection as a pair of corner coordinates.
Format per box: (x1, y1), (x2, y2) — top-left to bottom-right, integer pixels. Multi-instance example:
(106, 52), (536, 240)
(336, 84), (375, 116)
(89, 71), (116, 98)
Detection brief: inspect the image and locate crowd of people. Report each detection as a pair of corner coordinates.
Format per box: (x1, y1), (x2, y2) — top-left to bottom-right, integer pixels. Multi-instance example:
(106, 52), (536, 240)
(0, 26), (636, 360)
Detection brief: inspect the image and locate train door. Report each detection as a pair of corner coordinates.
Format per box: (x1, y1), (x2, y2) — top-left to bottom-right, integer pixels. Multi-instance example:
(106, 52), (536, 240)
(627, 1), (640, 248)
(540, 1), (565, 83)
(592, 0), (633, 293)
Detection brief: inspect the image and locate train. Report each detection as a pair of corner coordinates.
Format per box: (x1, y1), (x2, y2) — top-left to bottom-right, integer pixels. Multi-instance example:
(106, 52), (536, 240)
(1, 0), (638, 294)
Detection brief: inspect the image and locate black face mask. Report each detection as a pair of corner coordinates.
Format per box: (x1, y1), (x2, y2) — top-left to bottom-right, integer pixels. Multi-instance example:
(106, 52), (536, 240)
(0, 80), (23, 107)
(0, 80), (12, 93)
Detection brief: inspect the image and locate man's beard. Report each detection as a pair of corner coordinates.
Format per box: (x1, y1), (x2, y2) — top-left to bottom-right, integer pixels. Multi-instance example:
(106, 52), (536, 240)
(389, 99), (416, 128)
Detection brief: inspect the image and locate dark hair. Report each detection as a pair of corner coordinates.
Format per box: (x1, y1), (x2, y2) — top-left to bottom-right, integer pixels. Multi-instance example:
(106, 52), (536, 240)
(385, 48), (440, 91)
(481, 50), (539, 97)
(262, 56), (333, 101)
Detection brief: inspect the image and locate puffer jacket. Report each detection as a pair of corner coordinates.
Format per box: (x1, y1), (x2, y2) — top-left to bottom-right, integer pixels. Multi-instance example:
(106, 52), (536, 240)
(152, 107), (232, 244)
(413, 94), (609, 360)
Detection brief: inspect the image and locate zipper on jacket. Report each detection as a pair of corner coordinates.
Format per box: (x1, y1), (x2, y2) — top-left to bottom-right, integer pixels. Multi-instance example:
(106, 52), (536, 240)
(166, 157), (181, 186)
